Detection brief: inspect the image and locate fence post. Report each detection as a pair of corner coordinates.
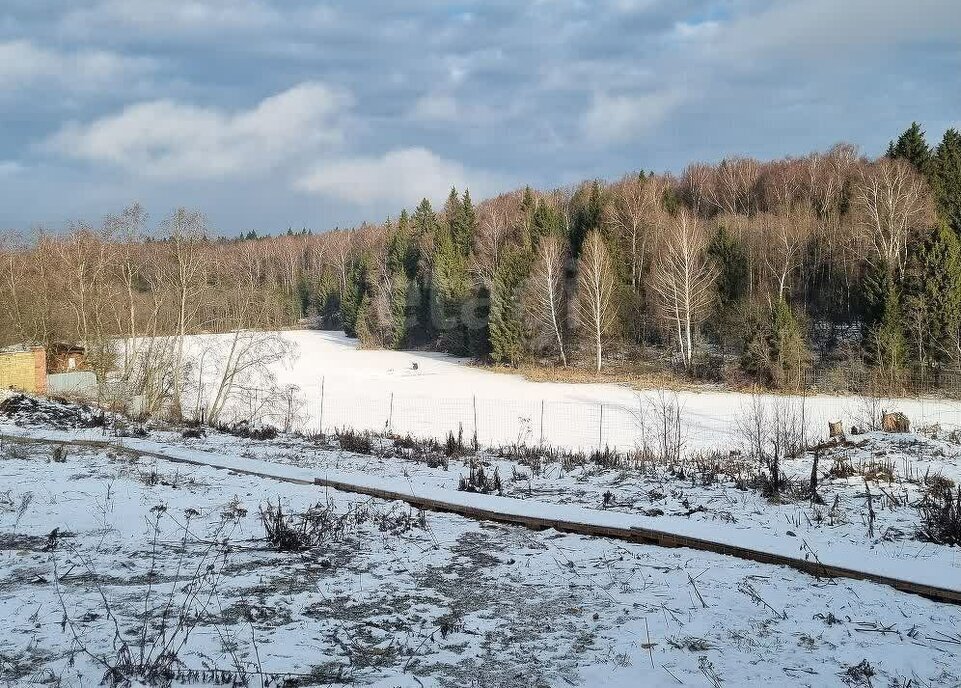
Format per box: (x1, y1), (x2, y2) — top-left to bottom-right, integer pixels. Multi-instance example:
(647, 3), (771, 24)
(599, 403), (604, 450)
(472, 396), (478, 445)
(539, 400), (545, 446)
(319, 377), (325, 435)
(388, 392), (394, 434)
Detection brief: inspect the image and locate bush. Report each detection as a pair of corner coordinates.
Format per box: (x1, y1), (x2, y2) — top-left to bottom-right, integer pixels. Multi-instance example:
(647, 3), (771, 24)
(457, 464), (502, 495)
(260, 499), (345, 552)
(918, 484), (961, 546)
(215, 421), (277, 440)
(335, 427), (373, 454)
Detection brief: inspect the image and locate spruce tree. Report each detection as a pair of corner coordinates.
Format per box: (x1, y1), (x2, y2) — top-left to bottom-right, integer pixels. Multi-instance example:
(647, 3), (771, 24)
(706, 226), (748, 355)
(933, 128), (961, 235)
(872, 280), (908, 382)
(888, 122), (932, 176)
(340, 261), (366, 337)
(741, 299), (808, 389)
(409, 199), (441, 344)
(569, 181), (605, 256)
(905, 221), (961, 366)
(489, 247), (532, 365)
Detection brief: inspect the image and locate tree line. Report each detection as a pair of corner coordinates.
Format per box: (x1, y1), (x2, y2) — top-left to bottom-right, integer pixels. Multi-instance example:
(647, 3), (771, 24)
(2, 123), (961, 395)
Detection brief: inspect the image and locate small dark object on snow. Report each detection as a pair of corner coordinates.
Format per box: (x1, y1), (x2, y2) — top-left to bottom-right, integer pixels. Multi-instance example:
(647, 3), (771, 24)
(51, 445), (67, 463)
(882, 411), (910, 434)
(181, 426), (205, 439)
(850, 425), (860, 436)
(828, 421), (844, 439)
(411, 361), (419, 370)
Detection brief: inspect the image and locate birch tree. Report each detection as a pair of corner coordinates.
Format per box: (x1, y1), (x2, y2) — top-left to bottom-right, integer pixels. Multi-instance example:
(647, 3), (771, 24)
(853, 158), (933, 277)
(574, 230), (617, 372)
(650, 210), (717, 369)
(526, 234), (569, 365)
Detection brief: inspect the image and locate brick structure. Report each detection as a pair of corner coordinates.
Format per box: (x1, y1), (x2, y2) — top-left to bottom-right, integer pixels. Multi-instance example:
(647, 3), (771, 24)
(0, 347), (47, 395)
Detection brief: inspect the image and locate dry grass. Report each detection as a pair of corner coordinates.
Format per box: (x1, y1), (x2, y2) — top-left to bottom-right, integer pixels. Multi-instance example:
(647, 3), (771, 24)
(477, 360), (697, 392)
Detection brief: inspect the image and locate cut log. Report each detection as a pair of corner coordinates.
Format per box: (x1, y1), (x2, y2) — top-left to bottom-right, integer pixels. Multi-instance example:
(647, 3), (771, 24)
(881, 411), (910, 433)
(828, 421), (844, 439)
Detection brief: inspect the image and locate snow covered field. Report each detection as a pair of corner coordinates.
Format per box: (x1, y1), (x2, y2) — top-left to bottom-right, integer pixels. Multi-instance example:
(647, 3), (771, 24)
(1, 408), (960, 687)
(3, 333), (961, 686)
(186, 330), (961, 452)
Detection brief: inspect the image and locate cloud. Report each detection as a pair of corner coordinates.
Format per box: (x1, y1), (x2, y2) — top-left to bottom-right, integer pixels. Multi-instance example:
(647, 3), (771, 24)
(44, 82), (351, 179)
(582, 89), (686, 144)
(296, 147), (504, 206)
(703, 0), (961, 63)
(410, 94), (461, 122)
(59, 0), (280, 38)
(0, 39), (156, 92)
(0, 161), (23, 176)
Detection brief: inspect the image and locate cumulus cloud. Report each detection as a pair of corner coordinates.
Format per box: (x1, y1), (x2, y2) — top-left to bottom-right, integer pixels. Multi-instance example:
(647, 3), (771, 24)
(44, 82), (350, 179)
(582, 89), (686, 144)
(0, 39), (155, 92)
(296, 147), (504, 206)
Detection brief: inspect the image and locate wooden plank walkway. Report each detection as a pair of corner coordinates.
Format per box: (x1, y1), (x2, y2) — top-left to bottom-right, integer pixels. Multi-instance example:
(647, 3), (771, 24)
(5, 432), (961, 606)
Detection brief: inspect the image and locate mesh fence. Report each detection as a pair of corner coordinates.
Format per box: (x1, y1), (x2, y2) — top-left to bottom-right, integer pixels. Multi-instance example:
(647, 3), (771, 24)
(274, 382), (961, 454)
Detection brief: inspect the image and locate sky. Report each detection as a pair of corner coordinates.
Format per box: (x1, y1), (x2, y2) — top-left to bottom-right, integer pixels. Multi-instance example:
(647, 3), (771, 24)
(0, 0), (959, 235)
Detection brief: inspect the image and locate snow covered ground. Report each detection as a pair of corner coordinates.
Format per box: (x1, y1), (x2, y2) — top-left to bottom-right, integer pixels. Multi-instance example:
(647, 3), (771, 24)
(2, 421), (960, 687)
(3, 332), (961, 686)
(183, 330), (961, 452)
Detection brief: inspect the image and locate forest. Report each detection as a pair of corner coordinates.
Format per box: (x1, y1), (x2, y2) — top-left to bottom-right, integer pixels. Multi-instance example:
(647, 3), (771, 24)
(2, 122), (961, 394)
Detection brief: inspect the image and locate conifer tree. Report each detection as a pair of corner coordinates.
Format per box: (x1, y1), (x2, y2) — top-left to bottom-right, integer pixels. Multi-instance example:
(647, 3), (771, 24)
(872, 279), (908, 382)
(569, 182), (605, 256)
(742, 299), (808, 389)
(340, 261), (365, 337)
(706, 225), (748, 355)
(933, 128), (961, 235)
(489, 246), (532, 365)
(888, 122), (932, 176)
(904, 221), (961, 366)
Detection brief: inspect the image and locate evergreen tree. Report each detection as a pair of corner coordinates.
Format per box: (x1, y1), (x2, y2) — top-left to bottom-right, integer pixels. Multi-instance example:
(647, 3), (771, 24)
(741, 299), (808, 389)
(530, 198), (563, 247)
(408, 199), (441, 344)
(933, 128), (961, 235)
(569, 181), (605, 256)
(871, 278), (908, 381)
(904, 221), (961, 366)
(488, 247), (532, 365)
(340, 261), (366, 337)
(706, 226), (748, 355)
(888, 122), (932, 176)
(388, 271), (411, 349)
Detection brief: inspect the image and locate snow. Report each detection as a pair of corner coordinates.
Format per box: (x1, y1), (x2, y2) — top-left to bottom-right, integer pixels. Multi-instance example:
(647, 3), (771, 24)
(2, 428), (960, 687)
(183, 330), (961, 452)
(3, 332), (961, 686)
(6, 423), (959, 598)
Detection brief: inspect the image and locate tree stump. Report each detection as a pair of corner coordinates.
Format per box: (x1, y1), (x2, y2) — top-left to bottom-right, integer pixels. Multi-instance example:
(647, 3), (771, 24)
(881, 411), (910, 433)
(828, 421), (844, 439)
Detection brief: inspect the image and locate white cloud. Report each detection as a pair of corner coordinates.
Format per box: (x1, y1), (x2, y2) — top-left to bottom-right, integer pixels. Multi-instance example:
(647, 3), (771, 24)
(0, 39), (155, 92)
(44, 82), (351, 179)
(582, 89), (685, 144)
(59, 0), (280, 37)
(296, 147), (503, 206)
